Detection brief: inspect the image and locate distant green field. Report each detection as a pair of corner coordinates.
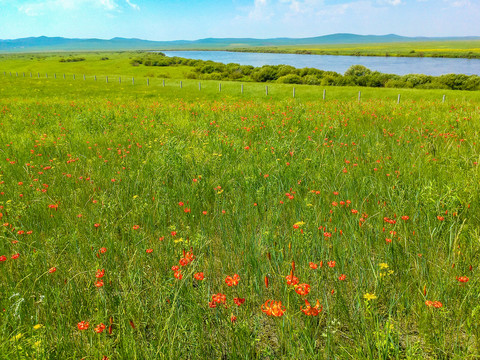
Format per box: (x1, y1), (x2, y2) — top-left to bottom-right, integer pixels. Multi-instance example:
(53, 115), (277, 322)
(234, 40), (480, 58)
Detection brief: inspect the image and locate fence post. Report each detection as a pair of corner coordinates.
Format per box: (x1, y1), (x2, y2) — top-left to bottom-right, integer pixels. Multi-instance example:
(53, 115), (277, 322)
(132, 77), (134, 85)
(397, 94), (401, 104)
(63, 73), (65, 79)
(46, 73), (48, 78)
(16, 72), (18, 77)
(163, 79), (165, 87)
(147, 78), (149, 86)
(94, 75), (97, 81)
(119, 77), (121, 83)
(23, 72), (25, 77)
(442, 95), (446, 103)
(293, 87), (295, 98)
(54, 73), (56, 79)
(323, 89), (326, 100)
(106, 76), (108, 83)
(219, 83), (221, 92)
(358, 91), (361, 102)
(37, 72), (40, 78)
(83, 74), (86, 80)
(180, 81), (182, 88)
(199, 82), (201, 91)
(30, 72), (32, 77)
(73, 74), (75, 80)
(241, 84), (243, 94)
(266, 85), (268, 96)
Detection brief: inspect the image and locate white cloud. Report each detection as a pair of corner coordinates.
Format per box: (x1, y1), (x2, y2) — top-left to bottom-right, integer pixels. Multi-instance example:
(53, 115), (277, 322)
(248, 0), (271, 20)
(450, 0), (471, 7)
(125, 0), (139, 10)
(378, 0), (402, 5)
(18, 0), (120, 16)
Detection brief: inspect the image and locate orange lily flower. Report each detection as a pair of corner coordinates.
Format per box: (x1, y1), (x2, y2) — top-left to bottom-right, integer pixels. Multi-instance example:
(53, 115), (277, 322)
(294, 283), (311, 296)
(300, 299), (323, 316)
(261, 300), (286, 317)
(225, 274), (240, 286)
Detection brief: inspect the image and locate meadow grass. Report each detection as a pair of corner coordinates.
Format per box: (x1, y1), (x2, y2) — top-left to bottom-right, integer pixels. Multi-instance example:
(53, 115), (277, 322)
(0, 68), (480, 359)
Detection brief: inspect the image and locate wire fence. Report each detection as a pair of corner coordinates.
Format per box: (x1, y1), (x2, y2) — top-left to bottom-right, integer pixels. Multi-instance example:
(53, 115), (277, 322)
(1, 70), (449, 103)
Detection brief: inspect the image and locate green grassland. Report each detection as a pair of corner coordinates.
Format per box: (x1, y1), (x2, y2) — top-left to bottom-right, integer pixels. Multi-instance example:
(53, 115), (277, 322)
(0, 52), (192, 79)
(232, 40), (480, 58)
(1, 54), (480, 359)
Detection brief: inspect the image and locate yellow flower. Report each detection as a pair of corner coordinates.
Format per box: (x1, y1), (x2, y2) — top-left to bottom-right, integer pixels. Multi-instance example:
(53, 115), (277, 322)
(12, 333), (23, 341)
(379, 263), (389, 270)
(34, 341), (42, 348)
(33, 324), (43, 330)
(364, 293), (377, 301)
(294, 221), (305, 226)
(174, 237), (184, 243)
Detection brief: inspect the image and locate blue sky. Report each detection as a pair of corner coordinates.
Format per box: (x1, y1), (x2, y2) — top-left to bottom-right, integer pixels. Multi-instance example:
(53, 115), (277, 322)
(0, 0), (479, 40)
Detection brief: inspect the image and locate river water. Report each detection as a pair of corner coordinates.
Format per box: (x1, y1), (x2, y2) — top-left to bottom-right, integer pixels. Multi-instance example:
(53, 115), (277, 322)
(162, 51), (480, 76)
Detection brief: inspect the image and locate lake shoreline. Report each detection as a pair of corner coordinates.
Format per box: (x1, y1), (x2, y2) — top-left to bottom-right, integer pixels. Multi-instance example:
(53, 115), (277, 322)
(154, 48), (480, 60)
(160, 50), (480, 77)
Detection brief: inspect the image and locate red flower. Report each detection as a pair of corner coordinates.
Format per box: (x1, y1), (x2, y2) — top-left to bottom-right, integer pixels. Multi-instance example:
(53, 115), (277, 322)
(457, 276), (469, 283)
(261, 300), (286, 317)
(328, 260), (336, 268)
(309, 262), (318, 269)
(225, 274), (240, 286)
(174, 271), (183, 280)
(285, 272), (299, 286)
(425, 300), (443, 308)
(94, 223), (101, 228)
(171, 231), (177, 237)
(132, 225), (140, 230)
(300, 299), (323, 316)
(401, 215), (409, 221)
(179, 258), (189, 266)
(0, 255), (6, 262)
(95, 269), (105, 278)
(95, 280), (104, 287)
(295, 283), (311, 296)
(437, 216), (444, 221)
(233, 297), (245, 306)
(178, 202), (184, 206)
(77, 321), (89, 330)
(209, 293), (227, 308)
(171, 265), (180, 271)
(99, 247), (107, 253)
(49, 267), (57, 273)
(146, 248), (153, 253)
(230, 314), (237, 323)
(11, 253), (19, 259)
(338, 274), (346, 281)
(194, 272), (204, 281)
(94, 323), (106, 333)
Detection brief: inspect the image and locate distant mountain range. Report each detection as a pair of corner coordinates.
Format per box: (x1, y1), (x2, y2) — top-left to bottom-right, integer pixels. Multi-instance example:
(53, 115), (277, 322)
(1, 34), (480, 52)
